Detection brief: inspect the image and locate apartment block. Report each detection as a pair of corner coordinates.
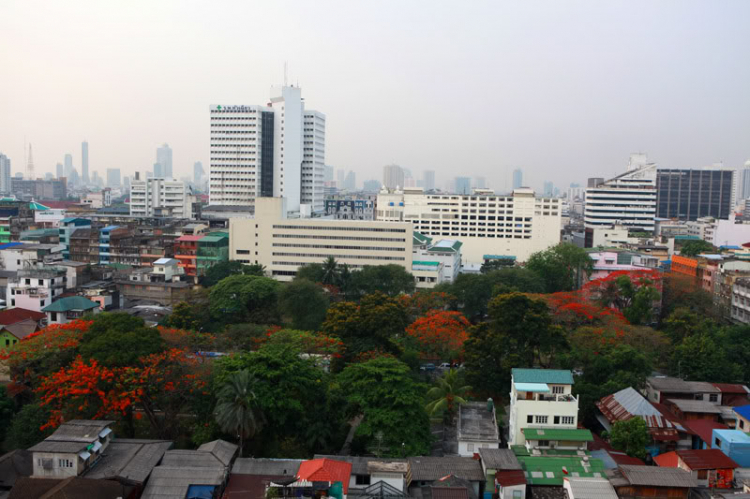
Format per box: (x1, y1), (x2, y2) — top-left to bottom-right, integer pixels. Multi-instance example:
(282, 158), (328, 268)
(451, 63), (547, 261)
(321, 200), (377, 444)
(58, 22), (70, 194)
(376, 187), (560, 264)
(130, 176), (194, 219)
(229, 197), (412, 281)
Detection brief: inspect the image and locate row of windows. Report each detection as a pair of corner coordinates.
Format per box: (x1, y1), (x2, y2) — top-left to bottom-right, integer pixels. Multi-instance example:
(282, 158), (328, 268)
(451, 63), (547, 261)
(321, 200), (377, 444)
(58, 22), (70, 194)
(273, 225), (406, 233)
(272, 234), (405, 243)
(526, 415), (575, 425)
(272, 253), (406, 261)
(272, 243), (405, 252)
(418, 231), (532, 239)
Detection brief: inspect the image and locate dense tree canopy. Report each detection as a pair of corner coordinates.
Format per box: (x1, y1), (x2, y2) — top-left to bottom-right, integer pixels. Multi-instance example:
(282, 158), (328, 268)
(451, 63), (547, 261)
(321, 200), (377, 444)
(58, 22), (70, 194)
(209, 274), (281, 324)
(78, 313), (165, 367)
(200, 260), (266, 287)
(679, 239), (715, 257)
(278, 279), (330, 331)
(526, 243), (593, 293)
(609, 417), (649, 460)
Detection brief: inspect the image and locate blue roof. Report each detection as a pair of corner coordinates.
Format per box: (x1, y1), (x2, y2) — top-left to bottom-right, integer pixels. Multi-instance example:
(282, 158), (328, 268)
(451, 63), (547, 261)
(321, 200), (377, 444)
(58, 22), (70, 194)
(0, 243), (23, 250)
(714, 429), (750, 444)
(734, 404), (750, 420)
(721, 245), (742, 250)
(512, 368), (574, 385)
(101, 225), (120, 232)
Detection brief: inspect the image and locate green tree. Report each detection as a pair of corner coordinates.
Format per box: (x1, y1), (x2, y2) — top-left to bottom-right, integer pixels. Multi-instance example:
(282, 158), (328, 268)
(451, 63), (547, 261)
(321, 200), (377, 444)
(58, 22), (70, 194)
(78, 313), (165, 367)
(162, 301), (203, 331)
(679, 239), (715, 257)
(209, 274), (281, 324)
(201, 260), (266, 287)
(321, 256), (340, 286)
(296, 263), (325, 284)
(526, 243), (593, 293)
(609, 417), (649, 460)
(425, 369), (471, 422)
(0, 386), (16, 447)
(215, 369), (263, 457)
(339, 357), (431, 457)
(598, 275), (661, 325)
(215, 323), (269, 352)
(671, 333), (741, 382)
(7, 403), (53, 450)
(347, 265), (416, 299)
(279, 279), (330, 331)
(481, 259), (515, 273)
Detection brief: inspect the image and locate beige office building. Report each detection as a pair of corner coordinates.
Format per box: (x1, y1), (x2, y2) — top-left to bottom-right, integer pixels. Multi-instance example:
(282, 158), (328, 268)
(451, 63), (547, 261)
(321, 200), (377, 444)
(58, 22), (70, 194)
(229, 197), (413, 281)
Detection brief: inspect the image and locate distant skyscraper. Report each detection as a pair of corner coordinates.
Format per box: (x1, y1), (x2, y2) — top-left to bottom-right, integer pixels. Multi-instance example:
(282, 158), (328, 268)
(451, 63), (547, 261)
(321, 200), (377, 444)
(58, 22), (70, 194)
(64, 154), (73, 179)
(81, 141), (89, 184)
(194, 161), (204, 184)
(423, 170), (435, 191)
(0, 153), (11, 194)
(363, 179), (381, 192)
(740, 160), (750, 201)
(107, 168), (121, 188)
(383, 164), (404, 189)
(455, 176), (471, 195)
(123, 175), (131, 191)
(512, 169), (523, 189)
(44, 172), (53, 180)
(154, 162), (163, 178)
(56, 163), (63, 179)
(324, 165), (334, 183)
(475, 176), (487, 189)
(157, 144), (173, 179)
(344, 171), (356, 191)
(26, 144), (35, 180)
(543, 181), (554, 197)
(337, 169), (346, 186)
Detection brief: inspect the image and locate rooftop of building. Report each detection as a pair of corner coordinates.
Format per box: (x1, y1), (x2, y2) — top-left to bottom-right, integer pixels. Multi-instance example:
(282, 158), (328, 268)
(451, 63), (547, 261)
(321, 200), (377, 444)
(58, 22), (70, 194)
(734, 404), (750, 420)
(564, 477), (618, 499)
(407, 457), (484, 482)
(522, 428), (593, 442)
(647, 376), (720, 394)
(84, 438), (173, 485)
(653, 449), (738, 470)
(457, 402), (499, 442)
(512, 368), (573, 385)
(515, 455), (606, 486)
(667, 398), (724, 414)
(606, 464), (699, 488)
(42, 296), (99, 313)
(28, 420), (114, 454)
(477, 448), (522, 471)
(0, 307), (45, 326)
(427, 239), (462, 253)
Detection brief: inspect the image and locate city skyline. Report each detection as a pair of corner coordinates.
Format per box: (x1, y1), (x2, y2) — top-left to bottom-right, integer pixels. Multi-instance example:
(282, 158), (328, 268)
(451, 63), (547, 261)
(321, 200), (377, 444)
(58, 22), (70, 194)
(1, 1), (749, 193)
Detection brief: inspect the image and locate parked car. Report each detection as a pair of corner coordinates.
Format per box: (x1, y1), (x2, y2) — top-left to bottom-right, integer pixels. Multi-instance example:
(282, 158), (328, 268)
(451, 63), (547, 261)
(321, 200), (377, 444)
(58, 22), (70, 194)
(420, 363), (436, 371)
(437, 363), (452, 370)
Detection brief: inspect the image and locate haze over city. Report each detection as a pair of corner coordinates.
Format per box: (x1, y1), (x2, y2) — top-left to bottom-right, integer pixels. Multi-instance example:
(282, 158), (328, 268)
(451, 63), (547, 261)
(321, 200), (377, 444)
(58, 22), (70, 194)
(2, 0), (750, 191)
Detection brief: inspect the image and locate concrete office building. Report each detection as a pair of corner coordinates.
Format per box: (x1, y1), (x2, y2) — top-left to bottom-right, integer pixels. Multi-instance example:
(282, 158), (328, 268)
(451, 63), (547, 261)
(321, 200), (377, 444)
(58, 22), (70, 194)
(423, 170), (435, 191)
(209, 85), (325, 214)
(512, 169), (523, 189)
(656, 169), (735, 220)
(376, 187), (561, 264)
(584, 154), (657, 232)
(81, 141), (89, 184)
(130, 175), (194, 219)
(543, 181), (554, 197)
(739, 160), (750, 201)
(454, 177), (471, 195)
(229, 197), (412, 281)
(383, 164), (405, 189)
(474, 176), (486, 190)
(344, 171), (356, 191)
(194, 161), (204, 185)
(0, 153), (11, 194)
(157, 143), (173, 179)
(107, 168), (121, 188)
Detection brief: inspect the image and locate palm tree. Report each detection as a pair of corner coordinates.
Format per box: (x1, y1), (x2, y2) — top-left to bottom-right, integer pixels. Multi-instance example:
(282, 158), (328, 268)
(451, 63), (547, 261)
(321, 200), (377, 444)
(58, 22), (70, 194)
(425, 369), (471, 422)
(321, 256), (339, 285)
(214, 370), (262, 456)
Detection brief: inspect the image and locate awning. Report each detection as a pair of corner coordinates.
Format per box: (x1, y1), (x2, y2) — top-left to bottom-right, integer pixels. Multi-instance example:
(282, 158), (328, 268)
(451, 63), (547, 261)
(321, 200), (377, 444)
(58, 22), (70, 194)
(99, 427), (112, 438)
(79, 451), (91, 460)
(515, 382), (550, 393)
(92, 441), (102, 452)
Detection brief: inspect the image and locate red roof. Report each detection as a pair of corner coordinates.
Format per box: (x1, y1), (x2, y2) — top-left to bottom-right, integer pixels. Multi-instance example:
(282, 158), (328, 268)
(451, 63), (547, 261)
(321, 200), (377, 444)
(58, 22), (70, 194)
(296, 459), (352, 494)
(608, 451), (645, 466)
(495, 470), (526, 487)
(656, 449), (738, 470)
(683, 420), (728, 446)
(176, 235), (204, 242)
(712, 383), (750, 395)
(0, 308), (45, 326)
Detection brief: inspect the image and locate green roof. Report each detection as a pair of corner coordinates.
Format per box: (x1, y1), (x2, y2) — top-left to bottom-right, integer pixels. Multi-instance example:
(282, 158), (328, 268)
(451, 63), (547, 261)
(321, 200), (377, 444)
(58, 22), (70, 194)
(483, 255), (517, 260)
(413, 231), (433, 246)
(28, 201), (49, 211)
(199, 232), (229, 243)
(413, 261), (441, 266)
(42, 296), (99, 313)
(516, 455), (606, 485)
(511, 445), (590, 458)
(523, 428), (593, 442)
(512, 369), (574, 385)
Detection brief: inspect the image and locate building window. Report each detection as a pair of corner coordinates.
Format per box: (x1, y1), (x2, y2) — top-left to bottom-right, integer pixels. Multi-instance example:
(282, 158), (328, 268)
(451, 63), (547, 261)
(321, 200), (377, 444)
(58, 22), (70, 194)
(709, 394), (718, 402)
(527, 415), (533, 424)
(715, 438), (721, 448)
(355, 475), (371, 486)
(538, 440), (550, 447)
(561, 416), (575, 425)
(697, 469), (708, 480)
(535, 415), (548, 424)
(694, 394), (704, 401)
(741, 420), (745, 430)
(467, 443), (474, 452)
(551, 385), (564, 394)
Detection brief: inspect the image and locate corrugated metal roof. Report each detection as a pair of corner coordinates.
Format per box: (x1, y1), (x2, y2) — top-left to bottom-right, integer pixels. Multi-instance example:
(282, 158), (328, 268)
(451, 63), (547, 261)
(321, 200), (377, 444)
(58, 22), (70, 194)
(232, 458), (302, 476)
(523, 428), (593, 442)
(478, 449), (521, 471)
(655, 449), (738, 470)
(565, 477), (618, 499)
(408, 457), (484, 482)
(617, 464), (698, 487)
(667, 399), (723, 414)
(648, 376), (719, 394)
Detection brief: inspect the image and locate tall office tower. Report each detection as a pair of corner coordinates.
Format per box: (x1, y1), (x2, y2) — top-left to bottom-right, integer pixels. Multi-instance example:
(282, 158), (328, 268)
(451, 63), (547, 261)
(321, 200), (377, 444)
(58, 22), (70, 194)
(423, 170), (435, 191)
(512, 169), (523, 189)
(209, 85), (324, 213)
(475, 176), (487, 189)
(107, 168), (121, 188)
(123, 176), (131, 191)
(587, 177), (604, 188)
(543, 181), (554, 197)
(302, 110), (326, 212)
(337, 169), (346, 187)
(656, 168), (735, 220)
(0, 153), (11, 194)
(739, 160), (750, 201)
(91, 171), (101, 186)
(68, 169), (79, 187)
(570, 182), (581, 188)
(64, 154), (73, 178)
(344, 171), (356, 191)
(56, 163), (63, 179)
(81, 141), (89, 184)
(383, 164), (404, 189)
(194, 161), (204, 184)
(157, 143), (173, 179)
(454, 176), (471, 195)
(323, 164), (334, 183)
(584, 154), (657, 232)
(154, 162), (164, 178)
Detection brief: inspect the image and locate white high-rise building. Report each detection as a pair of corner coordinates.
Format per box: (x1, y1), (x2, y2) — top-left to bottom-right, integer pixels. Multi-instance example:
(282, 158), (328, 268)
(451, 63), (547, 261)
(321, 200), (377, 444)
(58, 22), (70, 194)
(584, 154), (657, 232)
(423, 170), (435, 191)
(130, 174), (193, 219)
(383, 164), (404, 189)
(0, 153), (11, 194)
(157, 144), (173, 179)
(739, 160), (750, 201)
(209, 85), (325, 214)
(81, 141), (89, 184)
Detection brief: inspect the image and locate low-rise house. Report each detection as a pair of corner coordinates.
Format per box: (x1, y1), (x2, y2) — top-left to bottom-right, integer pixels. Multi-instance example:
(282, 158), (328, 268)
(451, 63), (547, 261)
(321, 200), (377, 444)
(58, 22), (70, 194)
(478, 448), (525, 499)
(605, 465), (698, 499)
(712, 384), (750, 407)
(413, 261), (444, 289)
(646, 376), (722, 405)
(664, 398), (723, 422)
(225, 458), (303, 499)
(116, 278), (192, 306)
(683, 420), (728, 449)
(314, 455), (408, 492)
(9, 476), (131, 499)
(734, 404), (750, 432)
(148, 258), (184, 283)
(457, 401), (500, 456)
(712, 429), (750, 467)
(28, 420), (115, 479)
(82, 438), (172, 491)
(427, 474), (477, 499)
(562, 477), (618, 499)
(7, 267), (67, 312)
(653, 449), (738, 488)
(407, 457), (485, 497)
(0, 450), (32, 496)
(513, 454), (606, 486)
(269, 458), (352, 499)
(141, 439), (238, 499)
(78, 281), (120, 311)
(43, 296), (99, 325)
(0, 308), (44, 348)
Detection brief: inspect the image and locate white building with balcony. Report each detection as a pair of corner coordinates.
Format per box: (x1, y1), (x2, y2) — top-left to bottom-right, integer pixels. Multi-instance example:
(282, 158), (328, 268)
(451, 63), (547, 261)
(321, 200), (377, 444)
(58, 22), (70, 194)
(731, 278), (750, 325)
(7, 267), (68, 312)
(508, 368), (579, 447)
(130, 175), (194, 219)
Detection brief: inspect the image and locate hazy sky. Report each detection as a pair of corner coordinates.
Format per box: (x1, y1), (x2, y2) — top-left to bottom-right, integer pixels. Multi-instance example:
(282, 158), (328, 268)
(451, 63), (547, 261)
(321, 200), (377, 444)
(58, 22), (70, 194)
(1, 0), (749, 192)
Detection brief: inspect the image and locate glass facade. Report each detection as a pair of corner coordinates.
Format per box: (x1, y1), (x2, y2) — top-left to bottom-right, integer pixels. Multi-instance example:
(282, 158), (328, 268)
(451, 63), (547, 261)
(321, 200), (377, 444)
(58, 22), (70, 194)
(260, 111), (275, 198)
(656, 169), (733, 220)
